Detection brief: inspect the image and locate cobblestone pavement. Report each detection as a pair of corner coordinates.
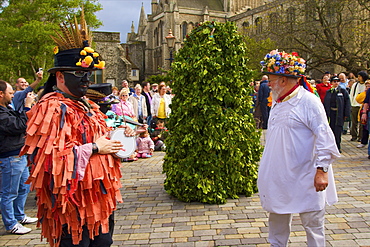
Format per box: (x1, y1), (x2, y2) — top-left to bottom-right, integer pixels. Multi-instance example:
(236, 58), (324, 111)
(0, 132), (369, 246)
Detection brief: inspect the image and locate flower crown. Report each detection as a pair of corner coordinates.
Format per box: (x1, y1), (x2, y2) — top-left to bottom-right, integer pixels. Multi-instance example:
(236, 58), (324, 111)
(260, 50), (306, 76)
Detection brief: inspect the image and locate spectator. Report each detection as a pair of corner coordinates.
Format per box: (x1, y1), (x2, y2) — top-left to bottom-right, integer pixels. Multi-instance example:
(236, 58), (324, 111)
(325, 71), (331, 79)
(0, 80), (37, 235)
(360, 83), (370, 158)
(150, 119), (168, 151)
(12, 70), (43, 112)
(136, 130), (154, 158)
(257, 75), (270, 129)
(151, 83), (159, 94)
(142, 81), (153, 126)
(316, 75), (332, 103)
(338, 73), (350, 134)
(129, 84), (148, 123)
(355, 80), (370, 149)
(110, 86), (119, 100)
(338, 72), (349, 90)
(323, 76), (351, 152)
(348, 72), (357, 80)
(112, 88), (136, 120)
(121, 80), (134, 95)
(349, 71), (368, 142)
(151, 83), (172, 121)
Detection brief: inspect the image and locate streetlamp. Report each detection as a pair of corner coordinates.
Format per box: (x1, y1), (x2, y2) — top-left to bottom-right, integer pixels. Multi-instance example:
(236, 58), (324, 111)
(165, 29), (176, 66)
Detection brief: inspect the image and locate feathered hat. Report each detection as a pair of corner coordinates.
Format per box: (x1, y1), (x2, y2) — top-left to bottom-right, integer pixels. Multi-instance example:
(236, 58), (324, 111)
(48, 9), (105, 73)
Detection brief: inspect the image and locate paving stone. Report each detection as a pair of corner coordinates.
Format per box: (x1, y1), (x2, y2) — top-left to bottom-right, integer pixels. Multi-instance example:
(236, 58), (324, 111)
(1, 134), (370, 246)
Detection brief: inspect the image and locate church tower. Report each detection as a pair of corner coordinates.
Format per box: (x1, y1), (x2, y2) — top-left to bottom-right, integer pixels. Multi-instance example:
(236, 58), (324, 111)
(138, 3), (148, 42)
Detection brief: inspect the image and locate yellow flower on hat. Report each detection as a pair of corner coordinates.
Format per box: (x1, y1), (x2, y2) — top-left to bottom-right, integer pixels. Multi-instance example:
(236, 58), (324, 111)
(84, 56), (93, 65)
(53, 46), (59, 54)
(94, 60), (105, 69)
(84, 47), (94, 53)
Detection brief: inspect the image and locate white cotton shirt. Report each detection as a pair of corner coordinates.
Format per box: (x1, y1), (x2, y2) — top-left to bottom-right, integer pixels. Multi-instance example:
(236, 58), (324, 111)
(257, 86), (340, 214)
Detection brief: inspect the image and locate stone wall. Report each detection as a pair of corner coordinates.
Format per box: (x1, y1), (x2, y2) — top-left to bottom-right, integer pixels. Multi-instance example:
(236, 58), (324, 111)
(93, 31), (131, 88)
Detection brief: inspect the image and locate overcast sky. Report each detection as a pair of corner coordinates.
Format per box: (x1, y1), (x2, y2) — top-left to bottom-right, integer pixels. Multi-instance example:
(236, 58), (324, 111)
(94, 0), (152, 43)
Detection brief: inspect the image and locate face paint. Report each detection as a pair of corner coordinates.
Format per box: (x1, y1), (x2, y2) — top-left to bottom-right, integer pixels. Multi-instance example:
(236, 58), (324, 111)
(63, 71), (92, 97)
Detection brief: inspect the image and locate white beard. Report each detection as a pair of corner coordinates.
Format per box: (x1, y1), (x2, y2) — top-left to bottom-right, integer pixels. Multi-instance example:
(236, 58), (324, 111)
(271, 87), (284, 102)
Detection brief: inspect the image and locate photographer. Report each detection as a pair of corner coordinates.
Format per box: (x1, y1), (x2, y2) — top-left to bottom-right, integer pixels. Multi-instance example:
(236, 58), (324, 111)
(12, 69), (43, 112)
(0, 80), (37, 234)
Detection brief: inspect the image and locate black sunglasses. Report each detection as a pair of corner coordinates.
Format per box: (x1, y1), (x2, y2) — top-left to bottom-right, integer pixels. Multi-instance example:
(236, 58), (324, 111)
(63, 71), (93, 78)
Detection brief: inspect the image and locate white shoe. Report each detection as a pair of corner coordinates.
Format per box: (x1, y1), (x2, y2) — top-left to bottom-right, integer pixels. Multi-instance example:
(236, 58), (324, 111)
(7, 223), (31, 234)
(357, 144), (366, 148)
(19, 216), (38, 224)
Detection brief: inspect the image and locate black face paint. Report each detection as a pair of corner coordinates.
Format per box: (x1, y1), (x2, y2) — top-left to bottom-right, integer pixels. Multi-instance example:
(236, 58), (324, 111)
(63, 71), (91, 98)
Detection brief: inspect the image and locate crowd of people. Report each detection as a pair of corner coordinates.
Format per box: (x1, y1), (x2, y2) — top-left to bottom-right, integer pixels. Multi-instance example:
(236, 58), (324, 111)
(104, 80), (172, 161)
(253, 69), (370, 156)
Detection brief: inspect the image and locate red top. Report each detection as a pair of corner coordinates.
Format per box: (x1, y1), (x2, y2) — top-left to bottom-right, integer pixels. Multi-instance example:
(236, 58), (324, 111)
(316, 83), (332, 103)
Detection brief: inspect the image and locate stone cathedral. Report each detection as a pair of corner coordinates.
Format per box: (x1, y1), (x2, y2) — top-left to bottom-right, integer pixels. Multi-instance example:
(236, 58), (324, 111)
(94, 0), (292, 86)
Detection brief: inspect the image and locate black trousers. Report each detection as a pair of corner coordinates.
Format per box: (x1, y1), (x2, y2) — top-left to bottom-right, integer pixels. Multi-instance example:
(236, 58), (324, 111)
(260, 102), (270, 129)
(329, 110), (343, 151)
(361, 126), (369, 145)
(60, 213), (114, 247)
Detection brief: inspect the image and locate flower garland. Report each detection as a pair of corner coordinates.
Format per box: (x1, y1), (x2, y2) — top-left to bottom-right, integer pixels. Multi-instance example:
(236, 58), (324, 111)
(260, 49), (306, 76)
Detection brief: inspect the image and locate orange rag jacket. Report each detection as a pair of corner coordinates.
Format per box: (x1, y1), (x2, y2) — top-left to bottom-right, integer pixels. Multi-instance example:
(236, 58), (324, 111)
(20, 92), (123, 246)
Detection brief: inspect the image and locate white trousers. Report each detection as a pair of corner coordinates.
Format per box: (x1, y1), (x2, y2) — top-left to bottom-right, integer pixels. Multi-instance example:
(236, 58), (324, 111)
(268, 208), (326, 247)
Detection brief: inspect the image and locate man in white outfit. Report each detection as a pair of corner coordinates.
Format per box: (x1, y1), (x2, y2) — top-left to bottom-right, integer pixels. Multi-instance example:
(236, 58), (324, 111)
(258, 50), (340, 247)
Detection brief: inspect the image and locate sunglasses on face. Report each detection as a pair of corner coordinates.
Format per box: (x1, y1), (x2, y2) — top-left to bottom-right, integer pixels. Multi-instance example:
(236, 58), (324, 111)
(63, 71), (93, 78)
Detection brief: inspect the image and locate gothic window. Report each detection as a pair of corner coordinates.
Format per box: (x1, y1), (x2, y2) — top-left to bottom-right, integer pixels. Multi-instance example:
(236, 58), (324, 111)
(242, 21), (250, 35)
(188, 22), (194, 34)
(159, 21), (164, 45)
(182, 22), (187, 41)
(269, 13), (279, 30)
(154, 28), (159, 47)
(255, 17), (262, 34)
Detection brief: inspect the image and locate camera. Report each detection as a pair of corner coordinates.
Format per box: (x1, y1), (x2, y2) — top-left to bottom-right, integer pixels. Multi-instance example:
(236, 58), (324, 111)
(37, 68), (43, 72)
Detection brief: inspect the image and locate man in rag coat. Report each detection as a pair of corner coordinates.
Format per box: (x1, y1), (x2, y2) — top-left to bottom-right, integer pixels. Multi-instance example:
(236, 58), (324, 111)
(21, 12), (146, 247)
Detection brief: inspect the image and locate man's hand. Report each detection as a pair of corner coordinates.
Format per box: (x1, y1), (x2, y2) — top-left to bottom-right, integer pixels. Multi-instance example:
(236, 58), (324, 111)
(24, 92), (36, 108)
(361, 113), (367, 124)
(36, 70), (43, 80)
(135, 124), (148, 135)
(95, 134), (123, 154)
(314, 169), (328, 192)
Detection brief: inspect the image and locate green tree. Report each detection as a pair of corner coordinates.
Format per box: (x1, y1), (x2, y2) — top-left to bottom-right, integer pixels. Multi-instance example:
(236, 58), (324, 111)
(259, 0), (370, 74)
(163, 21), (262, 204)
(0, 0), (102, 84)
(147, 73), (172, 85)
(243, 35), (276, 79)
